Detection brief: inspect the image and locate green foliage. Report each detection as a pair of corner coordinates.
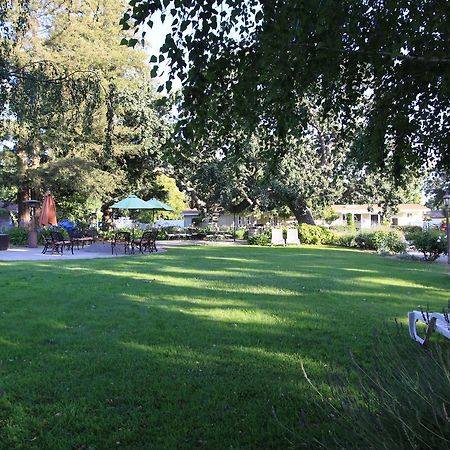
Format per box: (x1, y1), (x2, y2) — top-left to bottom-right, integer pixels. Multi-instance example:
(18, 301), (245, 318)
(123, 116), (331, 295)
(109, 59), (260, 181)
(1, 0), (171, 223)
(346, 213), (354, 226)
(424, 171), (450, 209)
(297, 224), (335, 245)
(247, 231), (271, 246)
(321, 207), (340, 224)
(334, 233), (356, 247)
(122, 0), (449, 178)
(234, 228), (247, 240)
(4, 226), (28, 245)
(397, 225), (423, 240)
(354, 230), (406, 254)
(410, 230), (447, 261)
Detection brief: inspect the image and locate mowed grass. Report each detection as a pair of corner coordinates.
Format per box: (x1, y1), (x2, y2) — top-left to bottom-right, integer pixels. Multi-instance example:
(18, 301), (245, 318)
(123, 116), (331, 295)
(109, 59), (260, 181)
(0, 245), (448, 449)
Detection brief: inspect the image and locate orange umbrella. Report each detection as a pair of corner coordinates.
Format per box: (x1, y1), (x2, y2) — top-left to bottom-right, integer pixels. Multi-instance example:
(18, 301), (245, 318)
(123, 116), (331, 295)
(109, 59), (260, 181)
(39, 191), (58, 227)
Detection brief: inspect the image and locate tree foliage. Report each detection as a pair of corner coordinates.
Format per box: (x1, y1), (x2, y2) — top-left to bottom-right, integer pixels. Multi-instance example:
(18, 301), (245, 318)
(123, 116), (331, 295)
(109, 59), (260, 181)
(122, 0), (450, 177)
(1, 0), (172, 222)
(163, 93), (420, 223)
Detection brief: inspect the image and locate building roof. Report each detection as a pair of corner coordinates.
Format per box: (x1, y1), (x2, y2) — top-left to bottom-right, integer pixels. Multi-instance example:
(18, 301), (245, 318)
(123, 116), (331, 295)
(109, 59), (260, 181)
(427, 209), (445, 219)
(181, 209), (200, 216)
(331, 204), (430, 214)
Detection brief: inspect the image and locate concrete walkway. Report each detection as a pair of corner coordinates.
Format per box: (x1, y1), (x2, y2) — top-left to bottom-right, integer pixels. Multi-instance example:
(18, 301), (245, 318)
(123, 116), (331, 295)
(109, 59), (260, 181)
(0, 240), (246, 262)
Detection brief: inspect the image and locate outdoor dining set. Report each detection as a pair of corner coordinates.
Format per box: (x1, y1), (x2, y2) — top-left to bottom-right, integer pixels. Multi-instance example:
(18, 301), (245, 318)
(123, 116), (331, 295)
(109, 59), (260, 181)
(110, 229), (158, 255)
(36, 192), (168, 256)
(41, 229), (159, 256)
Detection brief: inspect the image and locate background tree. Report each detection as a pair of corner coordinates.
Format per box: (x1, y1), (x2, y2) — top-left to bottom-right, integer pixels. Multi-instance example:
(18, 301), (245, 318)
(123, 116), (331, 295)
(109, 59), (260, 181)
(1, 0), (172, 224)
(162, 92), (419, 224)
(424, 171), (450, 209)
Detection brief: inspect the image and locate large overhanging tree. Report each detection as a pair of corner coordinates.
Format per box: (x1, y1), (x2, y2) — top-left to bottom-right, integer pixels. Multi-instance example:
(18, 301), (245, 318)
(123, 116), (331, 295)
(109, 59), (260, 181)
(122, 0), (449, 180)
(163, 94), (420, 224)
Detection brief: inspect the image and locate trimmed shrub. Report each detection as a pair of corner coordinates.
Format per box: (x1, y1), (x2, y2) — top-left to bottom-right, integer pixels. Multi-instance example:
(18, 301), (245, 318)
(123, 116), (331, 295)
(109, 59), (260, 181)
(379, 230), (407, 253)
(353, 229), (406, 253)
(297, 224), (335, 245)
(247, 231), (271, 246)
(409, 229), (447, 261)
(334, 234), (356, 247)
(398, 225), (422, 240)
(4, 227), (28, 246)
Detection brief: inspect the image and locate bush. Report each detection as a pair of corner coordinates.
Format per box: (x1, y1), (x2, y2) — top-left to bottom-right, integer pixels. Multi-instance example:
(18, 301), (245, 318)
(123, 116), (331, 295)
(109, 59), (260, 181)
(4, 227), (28, 246)
(322, 207), (340, 224)
(398, 225), (422, 240)
(234, 228), (247, 240)
(353, 229), (406, 253)
(409, 229), (447, 261)
(297, 224), (335, 245)
(334, 233), (356, 247)
(247, 231), (271, 246)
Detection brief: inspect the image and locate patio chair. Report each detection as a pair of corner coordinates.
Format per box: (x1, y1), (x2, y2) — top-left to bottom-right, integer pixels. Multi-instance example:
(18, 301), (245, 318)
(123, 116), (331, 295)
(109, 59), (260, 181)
(133, 231), (152, 254)
(147, 228), (159, 252)
(408, 310), (450, 345)
(286, 228), (300, 245)
(111, 231), (132, 255)
(48, 230), (74, 255)
(67, 229), (84, 250)
(85, 228), (100, 243)
(41, 235), (53, 254)
(271, 228), (285, 246)
(69, 228), (96, 248)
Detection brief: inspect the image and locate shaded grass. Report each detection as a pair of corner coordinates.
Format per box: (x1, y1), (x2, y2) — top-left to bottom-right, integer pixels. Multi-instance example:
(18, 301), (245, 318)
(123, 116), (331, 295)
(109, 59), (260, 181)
(0, 245), (448, 448)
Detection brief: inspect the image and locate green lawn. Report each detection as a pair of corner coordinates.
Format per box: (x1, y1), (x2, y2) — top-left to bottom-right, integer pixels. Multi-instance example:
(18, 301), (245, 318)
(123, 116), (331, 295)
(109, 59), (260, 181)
(0, 245), (448, 449)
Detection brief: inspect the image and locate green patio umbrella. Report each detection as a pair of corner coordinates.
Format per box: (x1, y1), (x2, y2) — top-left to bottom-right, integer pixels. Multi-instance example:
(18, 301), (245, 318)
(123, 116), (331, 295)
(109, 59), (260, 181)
(110, 195), (153, 233)
(145, 198), (174, 222)
(111, 195), (149, 210)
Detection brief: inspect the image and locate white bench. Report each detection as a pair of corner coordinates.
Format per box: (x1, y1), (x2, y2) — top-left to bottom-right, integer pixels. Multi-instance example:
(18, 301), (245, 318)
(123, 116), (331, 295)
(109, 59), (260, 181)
(408, 310), (450, 345)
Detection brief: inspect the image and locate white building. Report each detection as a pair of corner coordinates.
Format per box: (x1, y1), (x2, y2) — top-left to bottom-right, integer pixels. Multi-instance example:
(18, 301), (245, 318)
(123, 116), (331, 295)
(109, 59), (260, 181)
(181, 209), (279, 229)
(330, 204), (429, 229)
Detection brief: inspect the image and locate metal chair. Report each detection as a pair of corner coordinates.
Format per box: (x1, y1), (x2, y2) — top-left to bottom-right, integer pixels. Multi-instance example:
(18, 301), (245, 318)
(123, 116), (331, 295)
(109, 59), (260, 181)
(49, 231), (74, 255)
(111, 231), (132, 255)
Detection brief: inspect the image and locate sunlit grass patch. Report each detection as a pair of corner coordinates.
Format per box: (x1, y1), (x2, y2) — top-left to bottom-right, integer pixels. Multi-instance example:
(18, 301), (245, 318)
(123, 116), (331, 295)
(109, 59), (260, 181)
(0, 245), (448, 448)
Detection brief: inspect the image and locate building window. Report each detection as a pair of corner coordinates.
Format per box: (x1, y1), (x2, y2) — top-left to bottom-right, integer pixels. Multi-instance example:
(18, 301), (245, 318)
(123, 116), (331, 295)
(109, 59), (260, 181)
(407, 213), (413, 218)
(392, 218), (398, 226)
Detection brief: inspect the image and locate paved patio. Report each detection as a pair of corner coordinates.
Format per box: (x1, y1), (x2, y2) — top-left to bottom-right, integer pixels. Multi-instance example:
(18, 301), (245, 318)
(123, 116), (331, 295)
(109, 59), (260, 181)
(0, 240), (245, 261)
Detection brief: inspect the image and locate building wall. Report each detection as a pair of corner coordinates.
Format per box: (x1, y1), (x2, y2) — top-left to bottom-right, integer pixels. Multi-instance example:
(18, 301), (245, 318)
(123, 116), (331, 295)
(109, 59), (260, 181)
(331, 211), (425, 229)
(395, 212), (423, 227)
(183, 215), (197, 227)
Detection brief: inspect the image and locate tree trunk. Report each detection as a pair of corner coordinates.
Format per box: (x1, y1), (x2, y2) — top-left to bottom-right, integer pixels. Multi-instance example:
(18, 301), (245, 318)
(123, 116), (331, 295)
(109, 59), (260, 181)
(101, 204), (114, 231)
(291, 203), (316, 225)
(17, 145), (30, 226)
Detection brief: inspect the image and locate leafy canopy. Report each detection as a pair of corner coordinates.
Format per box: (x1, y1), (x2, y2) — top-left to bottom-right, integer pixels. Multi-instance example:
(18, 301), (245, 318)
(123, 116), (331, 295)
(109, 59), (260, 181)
(122, 0), (450, 177)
